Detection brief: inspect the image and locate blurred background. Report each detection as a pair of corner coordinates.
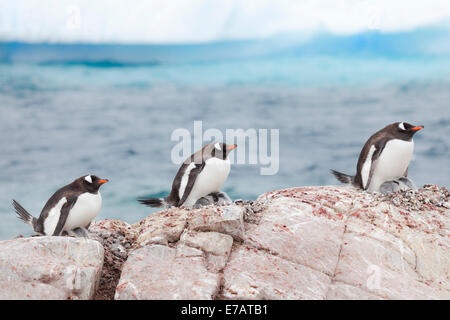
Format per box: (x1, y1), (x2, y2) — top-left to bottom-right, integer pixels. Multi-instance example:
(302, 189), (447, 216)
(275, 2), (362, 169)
(1, 0), (449, 239)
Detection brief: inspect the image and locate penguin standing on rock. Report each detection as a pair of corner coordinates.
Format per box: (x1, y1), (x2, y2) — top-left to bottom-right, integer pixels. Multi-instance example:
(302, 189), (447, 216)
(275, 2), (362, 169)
(331, 122), (424, 193)
(139, 142), (237, 208)
(12, 175), (108, 236)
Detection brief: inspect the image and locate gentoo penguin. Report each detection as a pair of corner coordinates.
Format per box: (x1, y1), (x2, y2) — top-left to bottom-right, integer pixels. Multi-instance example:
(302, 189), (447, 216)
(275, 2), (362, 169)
(12, 175), (108, 236)
(139, 142), (237, 208)
(331, 122), (423, 192)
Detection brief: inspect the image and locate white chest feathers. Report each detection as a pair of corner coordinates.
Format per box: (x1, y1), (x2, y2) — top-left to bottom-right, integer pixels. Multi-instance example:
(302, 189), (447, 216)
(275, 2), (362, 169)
(182, 157), (231, 207)
(367, 139), (414, 192)
(43, 192), (102, 235)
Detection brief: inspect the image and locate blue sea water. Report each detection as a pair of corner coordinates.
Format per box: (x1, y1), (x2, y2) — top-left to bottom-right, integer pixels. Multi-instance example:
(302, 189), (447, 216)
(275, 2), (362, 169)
(0, 30), (449, 240)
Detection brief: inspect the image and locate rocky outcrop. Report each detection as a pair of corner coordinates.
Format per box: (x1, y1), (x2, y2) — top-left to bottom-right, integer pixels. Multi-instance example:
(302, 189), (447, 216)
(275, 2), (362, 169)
(88, 220), (137, 300)
(0, 237), (104, 299)
(115, 244), (220, 300)
(0, 185), (448, 300)
(115, 184), (449, 300)
(114, 205), (244, 299)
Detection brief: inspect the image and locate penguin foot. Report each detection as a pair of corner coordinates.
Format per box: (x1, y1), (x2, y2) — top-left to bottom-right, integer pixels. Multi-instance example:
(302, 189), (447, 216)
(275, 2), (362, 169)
(194, 191), (233, 208)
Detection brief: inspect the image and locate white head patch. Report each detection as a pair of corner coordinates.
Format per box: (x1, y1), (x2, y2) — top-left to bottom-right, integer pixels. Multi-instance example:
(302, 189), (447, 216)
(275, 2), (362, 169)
(85, 175), (92, 183)
(214, 143), (221, 151)
(398, 122), (406, 131)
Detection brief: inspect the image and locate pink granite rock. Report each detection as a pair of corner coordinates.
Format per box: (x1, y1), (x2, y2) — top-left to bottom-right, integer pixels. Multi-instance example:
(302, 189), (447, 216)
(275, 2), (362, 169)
(0, 237), (104, 299)
(249, 185), (450, 300)
(0, 280), (68, 300)
(115, 244), (220, 300)
(113, 184), (448, 300)
(133, 208), (188, 245)
(325, 282), (383, 300)
(180, 230), (234, 272)
(187, 205), (245, 241)
(222, 245), (330, 299)
(245, 197), (345, 275)
(4, 185), (448, 300)
(88, 219), (138, 300)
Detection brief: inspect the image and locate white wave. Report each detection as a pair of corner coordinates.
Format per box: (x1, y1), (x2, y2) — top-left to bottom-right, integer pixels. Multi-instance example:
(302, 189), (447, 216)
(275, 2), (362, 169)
(0, 0), (449, 43)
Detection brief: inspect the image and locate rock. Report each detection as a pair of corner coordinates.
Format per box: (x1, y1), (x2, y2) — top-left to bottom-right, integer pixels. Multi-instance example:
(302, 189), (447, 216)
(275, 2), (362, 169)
(404, 233), (450, 291)
(0, 236), (104, 299)
(115, 244), (220, 300)
(180, 230), (233, 256)
(176, 244), (204, 258)
(258, 185), (357, 214)
(335, 222), (448, 299)
(4, 184), (449, 300)
(89, 219), (137, 300)
(326, 282), (383, 300)
(112, 184), (449, 300)
(187, 205), (245, 241)
(248, 185), (449, 299)
(245, 196), (346, 275)
(180, 230), (234, 272)
(133, 208), (188, 246)
(0, 280), (68, 300)
(222, 245), (330, 299)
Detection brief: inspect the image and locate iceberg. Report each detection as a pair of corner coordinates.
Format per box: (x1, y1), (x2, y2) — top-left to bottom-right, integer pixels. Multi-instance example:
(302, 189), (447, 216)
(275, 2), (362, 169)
(0, 0), (449, 44)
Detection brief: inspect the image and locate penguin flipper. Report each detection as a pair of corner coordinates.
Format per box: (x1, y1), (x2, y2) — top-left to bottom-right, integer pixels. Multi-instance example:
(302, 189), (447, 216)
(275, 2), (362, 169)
(52, 196), (77, 236)
(178, 162), (205, 206)
(12, 199), (37, 230)
(363, 139), (388, 190)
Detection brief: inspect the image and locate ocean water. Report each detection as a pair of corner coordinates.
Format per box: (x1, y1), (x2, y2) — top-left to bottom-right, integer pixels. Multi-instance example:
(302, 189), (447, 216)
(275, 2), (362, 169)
(1, 37), (450, 240)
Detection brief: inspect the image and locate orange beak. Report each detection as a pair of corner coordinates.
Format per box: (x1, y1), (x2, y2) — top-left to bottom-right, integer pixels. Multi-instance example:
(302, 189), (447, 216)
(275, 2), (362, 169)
(227, 144), (237, 150)
(98, 179), (109, 184)
(411, 126), (423, 131)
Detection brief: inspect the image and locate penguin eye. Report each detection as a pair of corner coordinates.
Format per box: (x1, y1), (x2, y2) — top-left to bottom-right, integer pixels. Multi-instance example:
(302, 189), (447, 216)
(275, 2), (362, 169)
(398, 122), (406, 131)
(84, 175), (92, 183)
(214, 142), (222, 151)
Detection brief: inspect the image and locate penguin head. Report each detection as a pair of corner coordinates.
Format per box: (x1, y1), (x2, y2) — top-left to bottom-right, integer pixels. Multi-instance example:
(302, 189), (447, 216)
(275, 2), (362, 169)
(81, 175), (109, 193)
(210, 142), (237, 160)
(396, 122), (424, 138)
